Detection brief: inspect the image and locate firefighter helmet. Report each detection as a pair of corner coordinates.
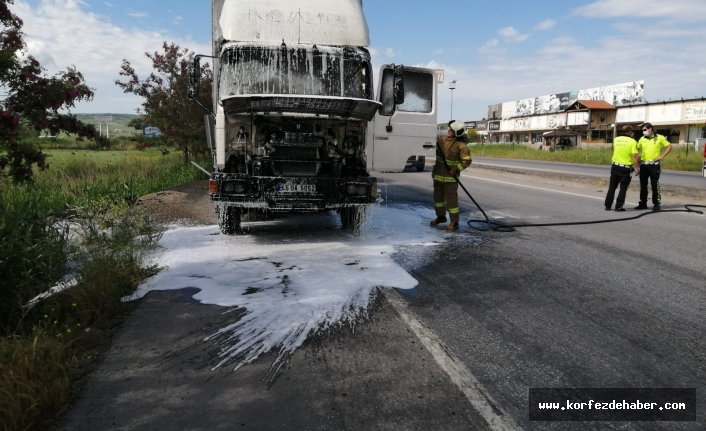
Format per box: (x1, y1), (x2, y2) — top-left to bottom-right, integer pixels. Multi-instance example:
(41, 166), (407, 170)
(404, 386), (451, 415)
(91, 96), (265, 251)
(449, 120), (466, 137)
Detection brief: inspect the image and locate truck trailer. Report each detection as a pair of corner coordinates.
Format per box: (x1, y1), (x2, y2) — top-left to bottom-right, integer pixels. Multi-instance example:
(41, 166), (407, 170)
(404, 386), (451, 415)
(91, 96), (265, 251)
(191, 0), (442, 234)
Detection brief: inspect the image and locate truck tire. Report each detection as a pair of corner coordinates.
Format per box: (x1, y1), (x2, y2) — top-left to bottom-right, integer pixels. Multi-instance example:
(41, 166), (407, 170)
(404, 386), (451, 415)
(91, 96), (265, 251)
(218, 206), (244, 235)
(417, 156), (426, 172)
(340, 207), (361, 229)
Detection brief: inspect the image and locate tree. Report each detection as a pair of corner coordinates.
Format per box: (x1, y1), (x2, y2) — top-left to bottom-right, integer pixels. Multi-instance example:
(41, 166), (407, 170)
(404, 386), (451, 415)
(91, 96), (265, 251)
(115, 42), (213, 164)
(0, 0), (107, 183)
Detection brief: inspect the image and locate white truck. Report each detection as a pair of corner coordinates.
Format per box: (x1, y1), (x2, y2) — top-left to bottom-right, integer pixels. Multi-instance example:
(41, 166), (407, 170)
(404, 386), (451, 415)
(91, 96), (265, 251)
(190, 0), (442, 234)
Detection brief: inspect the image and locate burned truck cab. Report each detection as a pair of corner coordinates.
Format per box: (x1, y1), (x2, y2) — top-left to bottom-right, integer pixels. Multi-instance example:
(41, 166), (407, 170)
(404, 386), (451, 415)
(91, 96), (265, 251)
(199, 1), (389, 234)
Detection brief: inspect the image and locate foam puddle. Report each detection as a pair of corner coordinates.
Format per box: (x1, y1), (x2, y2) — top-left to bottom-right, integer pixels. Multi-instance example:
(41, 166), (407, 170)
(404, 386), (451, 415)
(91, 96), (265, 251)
(129, 204), (450, 375)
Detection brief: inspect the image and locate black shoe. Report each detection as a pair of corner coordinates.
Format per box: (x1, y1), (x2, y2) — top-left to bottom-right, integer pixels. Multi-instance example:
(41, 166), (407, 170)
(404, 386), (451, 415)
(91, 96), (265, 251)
(634, 205), (649, 210)
(652, 205), (661, 212)
(605, 206), (612, 211)
(615, 207), (625, 212)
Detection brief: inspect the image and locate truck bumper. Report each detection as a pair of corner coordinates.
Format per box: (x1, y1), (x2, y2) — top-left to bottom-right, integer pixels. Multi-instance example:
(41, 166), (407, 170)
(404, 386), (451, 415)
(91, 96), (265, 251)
(209, 174), (378, 213)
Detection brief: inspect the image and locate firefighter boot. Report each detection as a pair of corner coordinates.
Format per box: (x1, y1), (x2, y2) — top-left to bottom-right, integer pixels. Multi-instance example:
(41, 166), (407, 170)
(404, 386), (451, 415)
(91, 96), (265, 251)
(430, 216), (447, 226)
(445, 222), (459, 231)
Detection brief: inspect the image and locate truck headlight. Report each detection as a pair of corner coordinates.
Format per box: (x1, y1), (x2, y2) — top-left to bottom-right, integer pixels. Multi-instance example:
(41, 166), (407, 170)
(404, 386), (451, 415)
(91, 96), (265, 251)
(223, 182), (247, 194)
(346, 185), (358, 196)
(356, 186), (368, 196)
(370, 183), (377, 197)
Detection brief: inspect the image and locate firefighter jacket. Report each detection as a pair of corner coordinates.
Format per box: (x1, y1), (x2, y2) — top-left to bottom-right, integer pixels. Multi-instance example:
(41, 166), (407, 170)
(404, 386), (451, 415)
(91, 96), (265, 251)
(432, 136), (472, 182)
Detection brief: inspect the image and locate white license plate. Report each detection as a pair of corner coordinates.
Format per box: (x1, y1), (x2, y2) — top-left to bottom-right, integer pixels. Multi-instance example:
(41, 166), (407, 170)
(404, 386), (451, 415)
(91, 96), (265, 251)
(277, 183), (317, 193)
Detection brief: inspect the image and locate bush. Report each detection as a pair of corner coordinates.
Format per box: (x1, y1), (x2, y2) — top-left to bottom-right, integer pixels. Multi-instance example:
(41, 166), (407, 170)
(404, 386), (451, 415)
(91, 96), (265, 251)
(0, 198), (163, 431)
(0, 188), (69, 331)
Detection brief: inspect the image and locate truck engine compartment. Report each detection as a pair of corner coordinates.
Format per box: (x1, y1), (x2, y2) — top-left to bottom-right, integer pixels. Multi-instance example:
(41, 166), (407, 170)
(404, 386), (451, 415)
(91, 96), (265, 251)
(223, 117), (370, 179)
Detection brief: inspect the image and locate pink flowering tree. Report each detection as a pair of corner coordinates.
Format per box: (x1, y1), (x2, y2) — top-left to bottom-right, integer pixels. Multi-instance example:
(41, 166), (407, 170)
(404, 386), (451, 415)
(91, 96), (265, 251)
(115, 42), (213, 164)
(0, 0), (108, 183)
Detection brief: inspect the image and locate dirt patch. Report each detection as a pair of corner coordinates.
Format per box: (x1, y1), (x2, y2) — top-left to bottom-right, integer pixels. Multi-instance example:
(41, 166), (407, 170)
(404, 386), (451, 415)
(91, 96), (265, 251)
(137, 180), (216, 225)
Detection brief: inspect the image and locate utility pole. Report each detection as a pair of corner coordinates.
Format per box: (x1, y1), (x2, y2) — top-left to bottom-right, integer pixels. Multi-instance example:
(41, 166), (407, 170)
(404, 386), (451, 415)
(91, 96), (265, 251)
(449, 80), (456, 120)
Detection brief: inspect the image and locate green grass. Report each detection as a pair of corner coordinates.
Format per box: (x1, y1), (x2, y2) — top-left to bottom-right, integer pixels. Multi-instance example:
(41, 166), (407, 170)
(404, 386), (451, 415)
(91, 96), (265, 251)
(471, 144), (704, 172)
(0, 149), (212, 430)
(1, 151), (210, 330)
(31, 135), (143, 151)
(42, 149), (163, 167)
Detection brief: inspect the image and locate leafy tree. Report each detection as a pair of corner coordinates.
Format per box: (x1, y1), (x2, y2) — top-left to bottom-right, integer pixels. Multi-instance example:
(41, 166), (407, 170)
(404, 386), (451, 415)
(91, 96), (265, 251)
(0, 0), (107, 183)
(115, 42), (213, 163)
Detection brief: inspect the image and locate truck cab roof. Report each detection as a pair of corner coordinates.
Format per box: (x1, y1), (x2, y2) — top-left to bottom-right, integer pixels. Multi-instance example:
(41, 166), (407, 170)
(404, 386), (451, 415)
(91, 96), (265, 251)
(214, 0), (370, 47)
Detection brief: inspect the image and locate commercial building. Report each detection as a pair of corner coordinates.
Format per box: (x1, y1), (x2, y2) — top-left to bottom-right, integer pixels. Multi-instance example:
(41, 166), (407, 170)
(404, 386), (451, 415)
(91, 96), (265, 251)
(465, 81), (706, 147)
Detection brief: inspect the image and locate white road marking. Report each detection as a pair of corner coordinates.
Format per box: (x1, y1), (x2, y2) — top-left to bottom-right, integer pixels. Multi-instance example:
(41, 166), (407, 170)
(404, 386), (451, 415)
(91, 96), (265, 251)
(488, 210), (514, 219)
(461, 174), (703, 217)
(473, 162), (599, 177)
(384, 289), (524, 431)
(461, 174), (625, 202)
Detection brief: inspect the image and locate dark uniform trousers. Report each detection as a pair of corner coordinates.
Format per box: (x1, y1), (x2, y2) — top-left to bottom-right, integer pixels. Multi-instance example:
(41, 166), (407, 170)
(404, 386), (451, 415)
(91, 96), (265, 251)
(604, 164), (632, 209)
(639, 163), (661, 206)
(434, 181), (460, 222)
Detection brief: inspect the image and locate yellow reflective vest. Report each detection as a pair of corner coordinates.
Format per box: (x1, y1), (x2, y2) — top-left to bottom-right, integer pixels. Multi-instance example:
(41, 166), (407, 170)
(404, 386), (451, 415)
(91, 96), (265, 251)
(432, 136), (472, 182)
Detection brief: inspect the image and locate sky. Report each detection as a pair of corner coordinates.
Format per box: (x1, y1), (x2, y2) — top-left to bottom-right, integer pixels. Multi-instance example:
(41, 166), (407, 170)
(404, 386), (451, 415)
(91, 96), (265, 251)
(13, 0), (706, 121)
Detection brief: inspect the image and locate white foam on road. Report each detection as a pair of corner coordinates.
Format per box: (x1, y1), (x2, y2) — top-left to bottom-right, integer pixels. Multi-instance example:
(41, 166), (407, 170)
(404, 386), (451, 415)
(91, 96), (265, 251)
(128, 205), (450, 371)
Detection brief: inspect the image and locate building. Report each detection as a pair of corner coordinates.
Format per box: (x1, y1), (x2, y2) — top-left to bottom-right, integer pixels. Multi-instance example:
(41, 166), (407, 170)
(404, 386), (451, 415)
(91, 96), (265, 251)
(466, 82), (706, 146)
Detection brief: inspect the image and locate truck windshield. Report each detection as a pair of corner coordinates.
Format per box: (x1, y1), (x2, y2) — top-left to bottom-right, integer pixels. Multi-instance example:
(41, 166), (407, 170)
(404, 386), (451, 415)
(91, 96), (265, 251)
(219, 46), (372, 100)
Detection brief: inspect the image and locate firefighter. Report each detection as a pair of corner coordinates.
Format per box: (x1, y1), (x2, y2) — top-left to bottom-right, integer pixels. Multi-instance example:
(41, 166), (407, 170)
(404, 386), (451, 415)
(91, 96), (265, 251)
(430, 121), (473, 230)
(635, 122), (672, 211)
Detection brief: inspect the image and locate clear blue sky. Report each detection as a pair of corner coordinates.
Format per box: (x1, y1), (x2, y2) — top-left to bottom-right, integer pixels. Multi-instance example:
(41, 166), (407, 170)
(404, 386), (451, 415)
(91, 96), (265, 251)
(17, 0), (706, 121)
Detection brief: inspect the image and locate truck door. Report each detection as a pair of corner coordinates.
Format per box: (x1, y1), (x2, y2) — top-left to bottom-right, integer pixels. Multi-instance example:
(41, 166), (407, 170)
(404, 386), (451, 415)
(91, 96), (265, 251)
(368, 65), (442, 172)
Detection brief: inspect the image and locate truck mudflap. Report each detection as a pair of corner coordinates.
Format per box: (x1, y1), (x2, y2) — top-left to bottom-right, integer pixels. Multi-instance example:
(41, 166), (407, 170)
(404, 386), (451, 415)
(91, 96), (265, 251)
(209, 173), (378, 213)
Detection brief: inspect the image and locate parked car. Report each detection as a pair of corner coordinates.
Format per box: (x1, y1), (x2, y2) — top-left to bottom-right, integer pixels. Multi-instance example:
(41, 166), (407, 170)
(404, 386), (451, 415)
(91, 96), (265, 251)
(405, 155), (426, 172)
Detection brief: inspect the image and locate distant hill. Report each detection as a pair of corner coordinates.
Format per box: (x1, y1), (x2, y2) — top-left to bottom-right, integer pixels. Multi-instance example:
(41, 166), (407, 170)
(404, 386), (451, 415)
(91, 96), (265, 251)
(75, 114), (141, 136)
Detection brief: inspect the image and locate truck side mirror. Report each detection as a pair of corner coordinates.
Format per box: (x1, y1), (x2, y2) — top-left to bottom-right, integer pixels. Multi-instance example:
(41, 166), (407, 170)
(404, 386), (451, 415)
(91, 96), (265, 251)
(188, 56), (202, 99)
(393, 64), (405, 105)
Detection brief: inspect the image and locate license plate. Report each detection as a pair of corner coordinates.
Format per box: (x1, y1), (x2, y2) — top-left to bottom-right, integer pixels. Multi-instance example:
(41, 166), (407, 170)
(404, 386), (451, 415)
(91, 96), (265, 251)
(277, 183), (317, 193)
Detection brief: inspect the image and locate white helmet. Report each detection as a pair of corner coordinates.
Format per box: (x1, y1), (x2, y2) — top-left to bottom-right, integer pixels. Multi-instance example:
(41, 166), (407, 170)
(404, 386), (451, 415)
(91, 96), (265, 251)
(449, 120), (466, 137)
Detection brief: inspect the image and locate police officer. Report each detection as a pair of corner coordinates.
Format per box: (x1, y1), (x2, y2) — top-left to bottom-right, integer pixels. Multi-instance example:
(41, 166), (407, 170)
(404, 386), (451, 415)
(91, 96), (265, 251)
(635, 122), (672, 211)
(605, 125), (640, 211)
(430, 121), (472, 230)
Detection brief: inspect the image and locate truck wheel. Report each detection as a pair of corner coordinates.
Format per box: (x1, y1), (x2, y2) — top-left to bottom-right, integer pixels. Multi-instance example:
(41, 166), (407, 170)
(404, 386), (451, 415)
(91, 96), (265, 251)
(416, 165), (424, 172)
(218, 206), (244, 235)
(340, 207), (364, 235)
(341, 208), (360, 229)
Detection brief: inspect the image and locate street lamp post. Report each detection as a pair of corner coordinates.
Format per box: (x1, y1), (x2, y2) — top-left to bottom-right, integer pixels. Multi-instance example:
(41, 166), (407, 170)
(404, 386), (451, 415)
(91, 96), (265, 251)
(449, 80), (457, 120)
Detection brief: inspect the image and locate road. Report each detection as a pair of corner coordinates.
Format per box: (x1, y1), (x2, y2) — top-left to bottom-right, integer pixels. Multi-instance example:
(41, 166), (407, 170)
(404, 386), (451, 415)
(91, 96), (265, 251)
(471, 157), (705, 189)
(58, 169), (705, 431)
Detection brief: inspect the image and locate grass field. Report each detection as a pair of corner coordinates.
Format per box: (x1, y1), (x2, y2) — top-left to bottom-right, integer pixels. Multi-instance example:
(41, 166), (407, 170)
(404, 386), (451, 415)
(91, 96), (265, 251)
(42, 148), (164, 167)
(0, 150), (211, 431)
(470, 144), (704, 172)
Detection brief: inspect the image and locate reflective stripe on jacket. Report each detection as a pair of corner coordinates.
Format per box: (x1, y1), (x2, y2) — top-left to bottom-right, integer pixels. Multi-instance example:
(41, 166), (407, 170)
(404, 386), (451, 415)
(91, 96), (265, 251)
(432, 136), (472, 182)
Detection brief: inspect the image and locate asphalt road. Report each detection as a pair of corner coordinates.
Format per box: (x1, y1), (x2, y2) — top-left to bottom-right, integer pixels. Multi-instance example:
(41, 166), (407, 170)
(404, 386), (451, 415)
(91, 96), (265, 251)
(58, 170), (706, 431)
(472, 157), (705, 189)
(382, 168), (705, 431)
